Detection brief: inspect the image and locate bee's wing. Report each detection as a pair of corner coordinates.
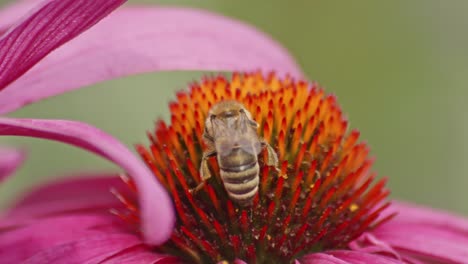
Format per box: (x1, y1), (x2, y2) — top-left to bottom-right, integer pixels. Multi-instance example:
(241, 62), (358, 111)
(236, 131), (262, 156)
(237, 113), (262, 155)
(213, 114), (262, 157)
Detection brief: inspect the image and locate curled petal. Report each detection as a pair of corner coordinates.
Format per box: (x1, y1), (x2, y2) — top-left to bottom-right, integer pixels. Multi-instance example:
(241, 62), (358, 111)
(0, 146), (25, 182)
(0, 1), (43, 31)
(0, 0), (126, 92)
(349, 233), (401, 260)
(350, 233), (425, 264)
(372, 201), (468, 263)
(0, 117), (174, 245)
(0, 6), (303, 114)
(1, 174), (128, 228)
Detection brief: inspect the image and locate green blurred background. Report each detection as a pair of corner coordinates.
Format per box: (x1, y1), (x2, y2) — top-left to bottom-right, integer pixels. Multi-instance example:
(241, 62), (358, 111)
(1, 1), (467, 215)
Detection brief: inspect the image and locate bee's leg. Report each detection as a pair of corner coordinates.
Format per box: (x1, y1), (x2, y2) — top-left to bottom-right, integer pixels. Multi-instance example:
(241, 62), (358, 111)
(190, 147), (217, 193)
(260, 139), (288, 178)
(260, 139), (279, 168)
(249, 119), (259, 128)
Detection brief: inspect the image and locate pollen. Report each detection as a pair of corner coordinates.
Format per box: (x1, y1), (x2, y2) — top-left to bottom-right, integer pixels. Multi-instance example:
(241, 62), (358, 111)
(116, 72), (395, 263)
(349, 203), (359, 212)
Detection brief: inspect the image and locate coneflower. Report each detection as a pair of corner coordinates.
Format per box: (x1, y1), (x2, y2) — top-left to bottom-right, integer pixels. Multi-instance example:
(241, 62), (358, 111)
(1, 1), (467, 263)
(120, 72), (395, 263)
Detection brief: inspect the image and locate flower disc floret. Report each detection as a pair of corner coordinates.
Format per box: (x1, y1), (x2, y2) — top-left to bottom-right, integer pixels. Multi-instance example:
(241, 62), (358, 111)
(116, 72), (393, 264)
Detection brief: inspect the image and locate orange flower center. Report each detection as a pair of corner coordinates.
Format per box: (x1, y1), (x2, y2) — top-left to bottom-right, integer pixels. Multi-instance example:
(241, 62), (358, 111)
(117, 72), (394, 263)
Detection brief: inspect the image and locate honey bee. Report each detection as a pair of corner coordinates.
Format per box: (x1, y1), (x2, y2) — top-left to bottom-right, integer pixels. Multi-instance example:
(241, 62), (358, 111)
(191, 100), (279, 206)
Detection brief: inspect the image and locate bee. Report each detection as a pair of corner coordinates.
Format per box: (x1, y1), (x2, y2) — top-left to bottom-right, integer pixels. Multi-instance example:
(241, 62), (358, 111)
(191, 100), (279, 206)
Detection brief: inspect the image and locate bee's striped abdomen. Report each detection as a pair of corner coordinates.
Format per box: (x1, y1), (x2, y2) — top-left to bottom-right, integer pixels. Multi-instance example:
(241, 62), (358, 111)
(218, 148), (259, 206)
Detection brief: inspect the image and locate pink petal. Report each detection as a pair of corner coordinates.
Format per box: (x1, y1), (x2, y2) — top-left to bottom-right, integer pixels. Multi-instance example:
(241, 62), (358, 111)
(350, 233), (427, 264)
(0, 6), (303, 114)
(300, 253), (349, 264)
(372, 201), (468, 263)
(374, 221), (468, 263)
(391, 201), (468, 232)
(0, 146), (25, 182)
(2, 174), (128, 227)
(300, 251), (404, 264)
(0, 0), (126, 92)
(349, 233), (403, 261)
(103, 245), (179, 264)
(22, 233), (146, 264)
(328, 250), (403, 264)
(0, 118), (174, 245)
(0, 214), (129, 263)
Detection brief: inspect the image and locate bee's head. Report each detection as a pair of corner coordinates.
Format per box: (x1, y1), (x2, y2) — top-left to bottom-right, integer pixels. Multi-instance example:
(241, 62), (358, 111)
(204, 100), (253, 139)
(209, 100), (247, 119)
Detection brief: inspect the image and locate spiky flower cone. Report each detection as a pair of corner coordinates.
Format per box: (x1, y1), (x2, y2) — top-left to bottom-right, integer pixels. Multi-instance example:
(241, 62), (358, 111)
(117, 72), (393, 263)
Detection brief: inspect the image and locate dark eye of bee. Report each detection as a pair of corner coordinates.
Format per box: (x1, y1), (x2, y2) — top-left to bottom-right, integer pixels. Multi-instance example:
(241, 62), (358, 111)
(210, 114), (216, 120)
